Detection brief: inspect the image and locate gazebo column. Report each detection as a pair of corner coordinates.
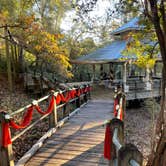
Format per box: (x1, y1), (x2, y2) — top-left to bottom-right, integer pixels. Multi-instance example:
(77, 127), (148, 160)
(123, 62), (129, 92)
(145, 66), (151, 90)
(154, 63), (157, 77)
(92, 64), (96, 82)
(109, 63), (113, 75)
(100, 64), (103, 73)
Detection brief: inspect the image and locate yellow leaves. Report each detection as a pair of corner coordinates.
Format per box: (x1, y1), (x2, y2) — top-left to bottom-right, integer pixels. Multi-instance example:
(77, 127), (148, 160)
(18, 14), (35, 27)
(35, 45), (42, 51)
(0, 12), (72, 78)
(24, 52), (36, 62)
(54, 34), (64, 39)
(134, 55), (156, 69)
(66, 72), (73, 78)
(0, 10), (9, 25)
(122, 30), (158, 70)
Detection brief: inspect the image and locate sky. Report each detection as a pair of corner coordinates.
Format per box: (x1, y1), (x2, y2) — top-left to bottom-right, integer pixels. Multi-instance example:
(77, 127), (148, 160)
(61, 0), (116, 31)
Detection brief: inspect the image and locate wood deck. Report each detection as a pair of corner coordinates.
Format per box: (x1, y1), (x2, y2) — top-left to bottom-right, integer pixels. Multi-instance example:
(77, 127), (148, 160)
(25, 100), (113, 166)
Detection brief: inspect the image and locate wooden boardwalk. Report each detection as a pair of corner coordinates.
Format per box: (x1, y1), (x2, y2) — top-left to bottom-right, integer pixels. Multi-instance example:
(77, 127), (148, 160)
(25, 100), (113, 166)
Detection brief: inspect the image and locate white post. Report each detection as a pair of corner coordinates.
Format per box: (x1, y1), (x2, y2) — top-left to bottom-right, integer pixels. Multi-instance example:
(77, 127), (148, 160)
(145, 67), (151, 90)
(123, 62), (129, 92)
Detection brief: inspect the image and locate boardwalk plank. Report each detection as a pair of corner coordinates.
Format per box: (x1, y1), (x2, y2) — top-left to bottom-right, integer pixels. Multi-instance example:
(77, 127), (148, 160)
(25, 100), (113, 166)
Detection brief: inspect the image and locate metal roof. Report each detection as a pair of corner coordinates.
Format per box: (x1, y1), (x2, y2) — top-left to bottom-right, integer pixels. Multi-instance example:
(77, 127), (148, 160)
(111, 17), (141, 35)
(71, 40), (128, 64)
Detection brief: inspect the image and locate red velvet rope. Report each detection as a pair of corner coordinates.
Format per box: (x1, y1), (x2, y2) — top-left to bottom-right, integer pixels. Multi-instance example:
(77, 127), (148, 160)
(1, 85), (91, 147)
(119, 107), (123, 120)
(56, 94), (61, 105)
(77, 89), (81, 96)
(9, 106), (34, 129)
(2, 122), (12, 147)
(70, 89), (77, 98)
(104, 124), (112, 160)
(34, 96), (55, 115)
(113, 98), (118, 117)
(60, 91), (71, 102)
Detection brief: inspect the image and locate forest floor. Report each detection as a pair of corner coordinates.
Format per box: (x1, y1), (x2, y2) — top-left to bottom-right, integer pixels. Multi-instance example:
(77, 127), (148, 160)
(0, 74), (50, 161)
(0, 78), (160, 165)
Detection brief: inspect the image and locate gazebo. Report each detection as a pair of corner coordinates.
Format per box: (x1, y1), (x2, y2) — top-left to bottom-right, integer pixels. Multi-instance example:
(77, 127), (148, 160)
(71, 17), (162, 100)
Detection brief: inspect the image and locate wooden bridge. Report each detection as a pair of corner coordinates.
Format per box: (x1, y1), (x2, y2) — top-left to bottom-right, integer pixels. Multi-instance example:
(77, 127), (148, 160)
(25, 100), (113, 166)
(0, 84), (112, 166)
(0, 83), (143, 166)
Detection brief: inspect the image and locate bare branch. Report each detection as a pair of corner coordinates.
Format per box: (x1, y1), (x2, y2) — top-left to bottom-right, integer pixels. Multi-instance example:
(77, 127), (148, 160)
(0, 24), (20, 29)
(0, 33), (35, 55)
(150, 41), (159, 58)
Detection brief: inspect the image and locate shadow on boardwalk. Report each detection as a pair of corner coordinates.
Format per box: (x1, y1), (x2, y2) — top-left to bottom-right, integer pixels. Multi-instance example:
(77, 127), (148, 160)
(26, 94), (113, 166)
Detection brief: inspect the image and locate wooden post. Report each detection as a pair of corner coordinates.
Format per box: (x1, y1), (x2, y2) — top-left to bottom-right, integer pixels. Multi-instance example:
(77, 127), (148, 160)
(88, 85), (91, 100)
(92, 64), (96, 82)
(76, 96), (80, 108)
(123, 62), (128, 92)
(0, 113), (14, 166)
(109, 63), (114, 82)
(109, 118), (124, 165)
(118, 144), (143, 166)
(64, 102), (70, 118)
(84, 87), (88, 103)
(49, 96), (58, 128)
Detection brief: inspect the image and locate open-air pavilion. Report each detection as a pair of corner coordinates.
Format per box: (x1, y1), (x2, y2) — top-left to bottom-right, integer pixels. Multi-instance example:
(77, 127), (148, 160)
(71, 18), (162, 100)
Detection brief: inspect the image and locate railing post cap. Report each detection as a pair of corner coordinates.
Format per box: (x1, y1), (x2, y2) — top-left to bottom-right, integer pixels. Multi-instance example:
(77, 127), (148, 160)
(58, 90), (63, 94)
(4, 114), (11, 120)
(103, 119), (111, 125)
(32, 100), (38, 106)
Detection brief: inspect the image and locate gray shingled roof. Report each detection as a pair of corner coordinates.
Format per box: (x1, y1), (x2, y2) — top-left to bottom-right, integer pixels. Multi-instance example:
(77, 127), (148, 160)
(71, 40), (128, 64)
(111, 17), (141, 35)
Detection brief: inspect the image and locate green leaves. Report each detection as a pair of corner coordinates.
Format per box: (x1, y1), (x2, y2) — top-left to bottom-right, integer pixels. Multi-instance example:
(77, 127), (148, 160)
(122, 27), (159, 69)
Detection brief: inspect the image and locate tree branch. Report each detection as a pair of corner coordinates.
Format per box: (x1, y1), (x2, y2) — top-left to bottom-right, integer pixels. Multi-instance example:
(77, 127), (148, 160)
(0, 24), (20, 29)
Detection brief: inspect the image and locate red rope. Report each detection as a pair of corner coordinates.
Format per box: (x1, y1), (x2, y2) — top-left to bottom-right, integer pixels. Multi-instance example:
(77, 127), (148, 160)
(60, 91), (71, 102)
(2, 122), (12, 147)
(34, 96), (55, 115)
(119, 107), (123, 120)
(9, 106), (34, 129)
(1, 86), (91, 147)
(113, 98), (118, 117)
(76, 89), (81, 96)
(104, 124), (112, 160)
(70, 89), (77, 98)
(56, 94), (62, 105)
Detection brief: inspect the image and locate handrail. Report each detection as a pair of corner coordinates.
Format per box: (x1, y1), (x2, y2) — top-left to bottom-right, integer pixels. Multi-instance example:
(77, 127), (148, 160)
(112, 128), (122, 151)
(104, 86), (143, 166)
(0, 83), (91, 166)
(130, 159), (140, 166)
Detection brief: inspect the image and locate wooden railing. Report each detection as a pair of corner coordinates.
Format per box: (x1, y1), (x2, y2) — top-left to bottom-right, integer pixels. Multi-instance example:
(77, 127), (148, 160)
(104, 88), (143, 166)
(0, 83), (91, 166)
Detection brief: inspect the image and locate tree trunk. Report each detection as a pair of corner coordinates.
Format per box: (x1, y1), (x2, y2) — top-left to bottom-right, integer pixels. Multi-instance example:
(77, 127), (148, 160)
(10, 44), (16, 81)
(145, 1), (166, 165)
(4, 26), (13, 92)
(18, 46), (24, 73)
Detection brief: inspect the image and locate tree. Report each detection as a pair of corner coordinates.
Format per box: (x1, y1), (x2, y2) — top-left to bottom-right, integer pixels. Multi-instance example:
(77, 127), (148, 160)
(143, 1), (166, 165)
(114, 0), (166, 165)
(0, 0), (73, 90)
